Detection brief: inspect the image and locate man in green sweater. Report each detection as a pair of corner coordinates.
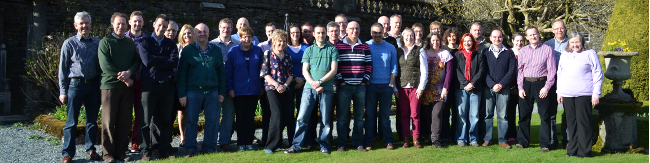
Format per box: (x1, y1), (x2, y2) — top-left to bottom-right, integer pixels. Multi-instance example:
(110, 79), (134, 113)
(176, 23), (226, 157)
(97, 12), (141, 162)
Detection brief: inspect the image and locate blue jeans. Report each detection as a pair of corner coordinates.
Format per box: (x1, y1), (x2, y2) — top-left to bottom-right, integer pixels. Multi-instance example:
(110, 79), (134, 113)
(185, 91), (221, 153)
(363, 84), (394, 145)
(483, 87), (510, 143)
(217, 95), (234, 145)
(291, 89), (333, 151)
(62, 79), (101, 157)
(336, 84), (366, 148)
(455, 89), (481, 144)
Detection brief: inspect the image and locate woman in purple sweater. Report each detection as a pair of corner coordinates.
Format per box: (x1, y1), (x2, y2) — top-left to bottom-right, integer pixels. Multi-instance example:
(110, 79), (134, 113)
(420, 32), (454, 148)
(556, 32), (602, 158)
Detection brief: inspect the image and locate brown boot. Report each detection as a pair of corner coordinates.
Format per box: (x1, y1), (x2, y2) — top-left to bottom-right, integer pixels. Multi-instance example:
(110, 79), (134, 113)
(402, 138), (411, 148)
(414, 139), (423, 149)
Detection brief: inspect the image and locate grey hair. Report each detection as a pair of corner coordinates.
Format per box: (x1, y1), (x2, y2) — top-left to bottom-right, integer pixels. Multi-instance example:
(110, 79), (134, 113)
(169, 20), (179, 30)
(565, 31), (589, 52)
(74, 11), (91, 24)
(326, 21), (339, 30)
(370, 23), (383, 31)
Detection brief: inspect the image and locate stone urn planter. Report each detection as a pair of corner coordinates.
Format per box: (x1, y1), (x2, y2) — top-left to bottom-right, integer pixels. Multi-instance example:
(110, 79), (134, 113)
(595, 51), (640, 152)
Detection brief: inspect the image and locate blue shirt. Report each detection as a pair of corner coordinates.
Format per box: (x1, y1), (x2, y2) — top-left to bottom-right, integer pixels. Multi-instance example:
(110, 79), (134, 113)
(151, 33), (164, 45)
(58, 34), (101, 95)
(543, 36), (568, 66)
(209, 36), (240, 64)
(286, 43), (309, 78)
(365, 40), (398, 84)
(231, 33), (260, 46)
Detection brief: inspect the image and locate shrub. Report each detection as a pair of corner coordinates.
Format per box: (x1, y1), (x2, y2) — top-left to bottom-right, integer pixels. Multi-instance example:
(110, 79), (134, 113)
(600, 0), (649, 101)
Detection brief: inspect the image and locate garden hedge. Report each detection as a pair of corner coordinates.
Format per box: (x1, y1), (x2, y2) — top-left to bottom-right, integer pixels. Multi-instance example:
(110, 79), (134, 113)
(600, 0), (649, 101)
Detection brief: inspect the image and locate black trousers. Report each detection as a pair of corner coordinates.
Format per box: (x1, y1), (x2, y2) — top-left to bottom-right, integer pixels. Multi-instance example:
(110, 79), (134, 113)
(425, 101), (445, 142)
(260, 92), (270, 144)
(139, 81), (174, 156)
(233, 95), (260, 145)
(440, 90), (457, 142)
(517, 79), (556, 148)
(564, 96), (592, 157)
(506, 87), (518, 139)
(265, 89), (294, 150)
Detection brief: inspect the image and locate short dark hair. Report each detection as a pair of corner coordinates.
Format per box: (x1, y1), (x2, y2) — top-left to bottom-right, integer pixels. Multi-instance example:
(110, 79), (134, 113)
(302, 22), (313, 28)
(111, 12), (128, 23)
(266, 22), (276, 27)
(335, 14), (347, 21)
(371, 23), (383, 31)
(155, 14), (169, 23)
(525, 26), (539, 34)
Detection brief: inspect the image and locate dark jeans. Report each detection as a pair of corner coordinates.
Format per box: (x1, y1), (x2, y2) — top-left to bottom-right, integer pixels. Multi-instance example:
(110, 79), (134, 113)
(549, 84), (560, 149)
(564, 96), (592, 157)
(517, 79), (555, 148)
(233, 95), (259, 145)
(363, 84), (394, 145)
(265, 89), (294, 150)
(139, 81), (174, 156)
(336, 84), (366, 148)
(62, 79), (101, 157)
(185, 91), (220, 153)
(100, 89), (134, 161)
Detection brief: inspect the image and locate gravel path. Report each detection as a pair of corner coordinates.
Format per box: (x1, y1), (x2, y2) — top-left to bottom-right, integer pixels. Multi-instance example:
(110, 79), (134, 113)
(0, 103), (561, 162)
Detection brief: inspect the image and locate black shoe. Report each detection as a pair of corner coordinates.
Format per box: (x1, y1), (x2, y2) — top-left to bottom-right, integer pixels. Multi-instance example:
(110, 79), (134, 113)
(432, 140), (442, 148)
(321, 149), (330, 154)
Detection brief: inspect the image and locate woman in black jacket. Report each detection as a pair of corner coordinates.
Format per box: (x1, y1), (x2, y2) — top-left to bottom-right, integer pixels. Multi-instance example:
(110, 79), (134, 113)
(453, 33), (486, 147)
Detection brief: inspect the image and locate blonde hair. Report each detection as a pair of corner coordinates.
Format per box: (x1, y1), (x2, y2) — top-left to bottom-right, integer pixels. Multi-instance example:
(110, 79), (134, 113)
(270, 29), (288, 51)
(178, 24), (195, 45)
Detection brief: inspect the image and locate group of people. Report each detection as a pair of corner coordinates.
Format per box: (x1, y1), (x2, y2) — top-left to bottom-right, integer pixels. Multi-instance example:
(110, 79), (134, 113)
(58, 10), (603, 163)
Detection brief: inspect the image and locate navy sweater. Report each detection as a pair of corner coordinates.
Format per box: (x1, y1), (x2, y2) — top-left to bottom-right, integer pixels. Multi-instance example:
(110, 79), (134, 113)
(225, 44), (264, 96)
(137, 36), (179, 86)
(483, 48), (517, 88)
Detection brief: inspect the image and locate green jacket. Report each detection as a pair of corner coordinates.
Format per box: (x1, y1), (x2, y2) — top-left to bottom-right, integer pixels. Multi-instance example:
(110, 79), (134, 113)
(98, 34), (141, 89)
(177, 42), (226, 97)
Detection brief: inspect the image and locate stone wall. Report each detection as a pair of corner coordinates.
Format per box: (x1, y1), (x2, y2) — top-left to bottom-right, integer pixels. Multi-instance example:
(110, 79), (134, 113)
(1, 0), (443, 114)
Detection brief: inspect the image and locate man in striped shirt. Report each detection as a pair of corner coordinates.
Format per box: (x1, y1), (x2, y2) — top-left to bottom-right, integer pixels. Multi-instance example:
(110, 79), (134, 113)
(334, 21), (372, 152)
(515, 27), (557, 153)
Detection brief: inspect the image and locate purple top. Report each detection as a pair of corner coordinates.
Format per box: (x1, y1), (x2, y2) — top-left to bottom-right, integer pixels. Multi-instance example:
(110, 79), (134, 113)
(556, 49), (603, 97)
(517, 44), (557, 90)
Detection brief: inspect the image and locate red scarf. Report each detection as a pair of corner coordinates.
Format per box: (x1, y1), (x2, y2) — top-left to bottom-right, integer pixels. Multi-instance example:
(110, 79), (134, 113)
(460, 50), (473, 81)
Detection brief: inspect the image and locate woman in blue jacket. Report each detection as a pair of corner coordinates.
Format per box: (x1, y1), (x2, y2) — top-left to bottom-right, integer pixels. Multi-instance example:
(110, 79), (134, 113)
(225, 27), (264, 151)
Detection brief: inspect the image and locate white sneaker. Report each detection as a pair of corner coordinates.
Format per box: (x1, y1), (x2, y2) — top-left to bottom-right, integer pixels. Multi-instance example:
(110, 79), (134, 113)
(245, 145), (254, 150)
(238, 145), (245, 151)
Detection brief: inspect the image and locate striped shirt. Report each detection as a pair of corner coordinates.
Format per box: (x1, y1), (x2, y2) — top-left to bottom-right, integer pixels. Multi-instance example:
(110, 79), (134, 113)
(335, 38), (372, 85)
(517, 43), (557, 90)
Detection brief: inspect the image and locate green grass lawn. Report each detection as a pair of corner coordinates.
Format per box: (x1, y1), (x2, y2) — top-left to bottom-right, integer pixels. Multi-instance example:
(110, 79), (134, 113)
(156, 110), (648, 163)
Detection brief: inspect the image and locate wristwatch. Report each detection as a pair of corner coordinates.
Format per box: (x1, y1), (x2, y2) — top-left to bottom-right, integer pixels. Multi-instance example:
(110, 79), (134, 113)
(318, 80), (323, 84)
(284, 83), (288, 87)
(388, 84), (394, 88)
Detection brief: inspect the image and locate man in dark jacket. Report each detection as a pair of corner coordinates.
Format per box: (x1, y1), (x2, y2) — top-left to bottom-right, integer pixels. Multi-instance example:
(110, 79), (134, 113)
(136, 14), (179, 161)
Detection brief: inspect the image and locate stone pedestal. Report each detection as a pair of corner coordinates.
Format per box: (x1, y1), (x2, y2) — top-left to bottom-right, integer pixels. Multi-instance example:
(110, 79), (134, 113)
(599, 112), (638, 151)
(595, 51), (640, 152)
